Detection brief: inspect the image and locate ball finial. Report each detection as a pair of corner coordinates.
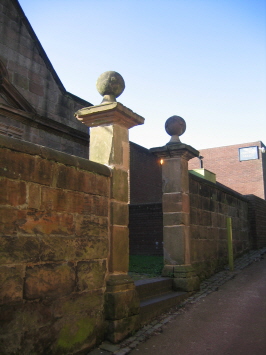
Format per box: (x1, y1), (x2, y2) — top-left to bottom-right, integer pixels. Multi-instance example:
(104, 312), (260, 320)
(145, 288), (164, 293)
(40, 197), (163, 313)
(96, 71), (125, 104)
(165, 115), (186, 144)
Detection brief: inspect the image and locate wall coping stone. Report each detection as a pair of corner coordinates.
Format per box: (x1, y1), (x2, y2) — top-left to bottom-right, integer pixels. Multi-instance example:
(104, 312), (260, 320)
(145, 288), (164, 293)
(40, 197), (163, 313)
(189, 172), (248, 202)
(0, 134), (111, 177)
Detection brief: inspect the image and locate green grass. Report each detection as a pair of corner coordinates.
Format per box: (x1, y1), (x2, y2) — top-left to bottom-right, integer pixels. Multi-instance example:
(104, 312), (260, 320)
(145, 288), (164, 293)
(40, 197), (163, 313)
(129, 255), (164, 276)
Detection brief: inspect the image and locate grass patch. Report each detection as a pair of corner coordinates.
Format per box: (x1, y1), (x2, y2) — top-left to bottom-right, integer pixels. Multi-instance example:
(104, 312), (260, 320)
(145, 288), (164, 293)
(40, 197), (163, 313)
(129, 255), (164, 276)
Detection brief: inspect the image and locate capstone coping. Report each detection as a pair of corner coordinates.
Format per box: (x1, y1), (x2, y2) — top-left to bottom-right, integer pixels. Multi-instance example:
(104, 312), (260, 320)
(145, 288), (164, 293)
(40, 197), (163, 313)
(75, 102), (144, 129)
(0, 134), (111, 177)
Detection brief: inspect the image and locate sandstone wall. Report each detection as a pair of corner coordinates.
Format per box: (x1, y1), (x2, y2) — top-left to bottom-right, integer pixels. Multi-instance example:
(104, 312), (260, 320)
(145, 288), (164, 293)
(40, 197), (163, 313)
(246, 194), (266, 249)
(0, 135), (111, 354)
(0, 0), (91, 158)
(189, 174), (250, 279)
(129, 174), (251, 280)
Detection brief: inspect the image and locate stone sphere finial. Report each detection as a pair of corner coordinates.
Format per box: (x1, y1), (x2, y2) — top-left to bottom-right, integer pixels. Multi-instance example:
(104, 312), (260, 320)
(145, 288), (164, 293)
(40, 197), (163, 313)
(96, 71), (125, 104)
(165, 115), (186, 144)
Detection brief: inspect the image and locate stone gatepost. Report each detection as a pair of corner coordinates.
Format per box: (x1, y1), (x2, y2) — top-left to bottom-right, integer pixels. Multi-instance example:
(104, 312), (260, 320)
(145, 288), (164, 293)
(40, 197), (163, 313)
(151, 116), (200, 292)
(75, 71), (144, 343)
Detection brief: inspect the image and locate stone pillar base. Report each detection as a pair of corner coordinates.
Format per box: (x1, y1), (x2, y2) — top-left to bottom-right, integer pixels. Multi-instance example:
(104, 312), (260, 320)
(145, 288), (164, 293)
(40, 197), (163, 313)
(105, 274), (140, 343)
(162, 265), (200, 292)
(173, 265), (200, 291)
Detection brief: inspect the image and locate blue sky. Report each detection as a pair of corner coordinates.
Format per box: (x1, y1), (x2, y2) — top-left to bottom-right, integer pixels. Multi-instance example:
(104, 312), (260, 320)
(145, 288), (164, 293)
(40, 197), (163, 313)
(19, 0), (266, 150)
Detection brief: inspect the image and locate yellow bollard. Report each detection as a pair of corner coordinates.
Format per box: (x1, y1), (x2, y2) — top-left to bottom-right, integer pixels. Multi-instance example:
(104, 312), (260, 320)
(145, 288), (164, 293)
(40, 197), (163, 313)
(226, 217), (234, 271)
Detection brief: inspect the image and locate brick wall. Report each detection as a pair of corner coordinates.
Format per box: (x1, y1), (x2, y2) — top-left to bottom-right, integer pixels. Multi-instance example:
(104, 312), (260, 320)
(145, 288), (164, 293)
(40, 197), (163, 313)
(0, 135), (111, 354)
(189, 141), (266, 199)
(130, 142), (162, 204)
(129, 203), (163, 255)
(245, 194), (266, 249)
(189, 173), (250, 279)
(0, 0), (91, 158)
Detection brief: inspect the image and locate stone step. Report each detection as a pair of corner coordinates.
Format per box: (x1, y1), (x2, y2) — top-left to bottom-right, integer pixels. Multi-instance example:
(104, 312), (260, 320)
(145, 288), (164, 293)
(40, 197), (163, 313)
(135, 277), (173, 301)
(135, 277), (188, 326)
(139, 291), (187, 326)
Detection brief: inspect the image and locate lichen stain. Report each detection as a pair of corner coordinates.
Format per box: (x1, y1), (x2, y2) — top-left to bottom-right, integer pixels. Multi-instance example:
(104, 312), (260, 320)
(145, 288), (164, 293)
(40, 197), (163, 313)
(57, 317), (94, 350)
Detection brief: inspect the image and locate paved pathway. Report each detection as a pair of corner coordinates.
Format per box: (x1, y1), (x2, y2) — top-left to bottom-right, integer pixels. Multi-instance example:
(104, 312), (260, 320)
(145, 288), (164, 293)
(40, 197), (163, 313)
(90, 248), (266, 355)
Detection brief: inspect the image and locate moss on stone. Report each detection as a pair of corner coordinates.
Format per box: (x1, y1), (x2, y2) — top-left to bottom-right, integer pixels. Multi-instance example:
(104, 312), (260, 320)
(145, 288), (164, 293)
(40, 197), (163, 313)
(57, 317), (94, 350)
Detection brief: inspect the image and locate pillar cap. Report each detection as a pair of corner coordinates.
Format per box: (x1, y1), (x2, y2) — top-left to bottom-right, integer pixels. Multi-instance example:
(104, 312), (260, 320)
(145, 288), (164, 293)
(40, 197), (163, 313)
(150, 142), (199, 160)
(75, 102), (144, 129)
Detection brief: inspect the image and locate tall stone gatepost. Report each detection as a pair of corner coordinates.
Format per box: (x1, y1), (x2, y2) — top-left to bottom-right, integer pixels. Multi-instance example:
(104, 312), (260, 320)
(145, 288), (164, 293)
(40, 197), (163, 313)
(151, 116), (200, 292)
(75, 71), (144, 343)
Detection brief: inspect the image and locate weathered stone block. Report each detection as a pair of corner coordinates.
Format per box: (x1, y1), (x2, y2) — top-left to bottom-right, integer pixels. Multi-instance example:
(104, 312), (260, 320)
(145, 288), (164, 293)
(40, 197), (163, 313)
(19, 324), (56, 355)
(0, 208), (25, 236)
(111, 168), (128, 202)
(162, 157), (189, 193)
(57, 165), (79, 191)
(13, 72), (28, 90)
(0, 301), (54, 338)
(33, 157), (56, 186)
(29, 80), (44, 96)
(109, 226), (129, 273)
(24, 263), (75, 300)
(0, 265), (24, 304)
(0, 332), (22, 355)
(163, 192), (190, 213)
(190, 206), (198, 224)
(110, 201), (128, 225)
(54, 290), (104, 318)
(0, 236), (40, 264)
(18, 211), (74, 236)
(75, 237), (108, 260)
(0, 178), (26, 206)
(202, 210), (211, 226)
(95, 174), (110, 197)
(77, 260), (106, 291)
(218, 227), (227, 240)
(54, 313), (103, 354)
(106, 314), (140, 343)
(190, 193), (199, 208)
(163, 211), (189, 226)
(190, 224), (200, 239)
(41, 187), (86, 214)
(39, 236), (76, 262)
(173, 264), (196, 278)
(75, 215), (108, 238)
(105, 289), (139, 320)
(163, 225), (190, 265)
(173, 275), (200, 292)
(28, 183), (41, 209)
(202, 197), (210, 211)
(92, 195), (109, 216)
(0, 150), (54, 185)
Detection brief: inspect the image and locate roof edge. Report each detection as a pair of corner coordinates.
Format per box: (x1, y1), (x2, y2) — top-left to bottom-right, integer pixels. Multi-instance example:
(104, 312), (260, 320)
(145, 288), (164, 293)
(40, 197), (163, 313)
(13, 0), (92, 107)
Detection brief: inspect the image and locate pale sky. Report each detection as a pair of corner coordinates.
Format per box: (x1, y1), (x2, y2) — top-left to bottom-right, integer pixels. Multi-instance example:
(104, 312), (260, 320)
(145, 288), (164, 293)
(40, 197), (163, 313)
(19, 0), (266, 150)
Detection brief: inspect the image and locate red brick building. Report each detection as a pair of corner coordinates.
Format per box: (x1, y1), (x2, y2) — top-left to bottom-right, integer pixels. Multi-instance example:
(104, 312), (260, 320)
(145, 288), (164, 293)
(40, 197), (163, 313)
(188, 141), (266, 200)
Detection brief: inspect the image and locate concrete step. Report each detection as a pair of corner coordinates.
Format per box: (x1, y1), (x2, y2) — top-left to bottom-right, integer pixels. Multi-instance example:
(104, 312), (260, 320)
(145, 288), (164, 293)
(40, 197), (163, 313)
(135, 277), (187, 326)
